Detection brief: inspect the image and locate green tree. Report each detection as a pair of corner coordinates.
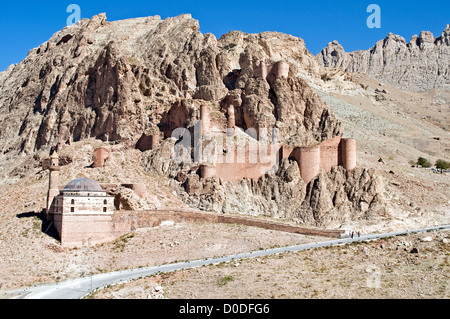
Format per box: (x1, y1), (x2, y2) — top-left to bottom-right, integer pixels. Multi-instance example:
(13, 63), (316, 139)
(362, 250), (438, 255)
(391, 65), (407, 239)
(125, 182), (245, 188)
(417, 157), (432, 167)
(435, 159), (450, 170)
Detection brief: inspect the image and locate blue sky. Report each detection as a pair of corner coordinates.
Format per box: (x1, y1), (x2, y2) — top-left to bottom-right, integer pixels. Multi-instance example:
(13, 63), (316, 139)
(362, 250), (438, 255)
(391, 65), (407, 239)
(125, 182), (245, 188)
(0, 0), (449, 71)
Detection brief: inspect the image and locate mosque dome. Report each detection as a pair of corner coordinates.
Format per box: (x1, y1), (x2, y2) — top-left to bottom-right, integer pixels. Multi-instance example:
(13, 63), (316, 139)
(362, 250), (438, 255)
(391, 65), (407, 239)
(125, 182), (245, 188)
(62, 178), (104, 192)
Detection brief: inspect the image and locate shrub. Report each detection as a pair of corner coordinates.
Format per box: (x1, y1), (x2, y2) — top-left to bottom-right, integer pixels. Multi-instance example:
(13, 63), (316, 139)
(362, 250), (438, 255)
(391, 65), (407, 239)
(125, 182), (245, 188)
(435, 159), (450, 170)
(217, 275), (234, 287)
(422, 161), (432, 168)
(417, 157), (432, 167)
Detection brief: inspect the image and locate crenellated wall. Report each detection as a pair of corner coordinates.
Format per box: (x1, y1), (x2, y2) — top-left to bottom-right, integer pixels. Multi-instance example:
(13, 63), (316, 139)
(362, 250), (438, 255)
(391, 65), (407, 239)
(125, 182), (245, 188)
(93, 147), (110, 168)
(136, 133), (160, 152)
(254, 60), (290, 80)
(202, 136), (357, 183)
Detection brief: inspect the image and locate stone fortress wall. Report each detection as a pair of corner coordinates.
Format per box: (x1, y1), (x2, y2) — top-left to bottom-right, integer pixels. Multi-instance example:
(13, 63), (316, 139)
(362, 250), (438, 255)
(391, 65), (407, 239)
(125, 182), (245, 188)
(60, 208), (345, 248)
(278, 136), (357, 183)
(43, 58), (355, 247)
(111, 209), (345, 241)
(43, 148), (347, 247)
(254, 60), (290, 80)
(197, 60), (356, 183)
(196, 124), (356, 184)
(132, 59), (357, 184)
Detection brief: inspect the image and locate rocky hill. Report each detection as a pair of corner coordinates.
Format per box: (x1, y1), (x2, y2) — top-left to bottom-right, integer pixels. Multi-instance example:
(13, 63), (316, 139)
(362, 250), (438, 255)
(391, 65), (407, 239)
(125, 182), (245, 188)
(0, 13), (449, 292)
(0, 13), (344, 181)
(0, 13), (448, 235)
(316, 25), (450, 92)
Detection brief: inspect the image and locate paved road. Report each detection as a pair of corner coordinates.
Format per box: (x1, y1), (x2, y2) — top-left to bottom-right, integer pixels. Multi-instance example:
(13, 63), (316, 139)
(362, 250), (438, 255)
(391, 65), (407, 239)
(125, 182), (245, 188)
(13, 224), (450, 299)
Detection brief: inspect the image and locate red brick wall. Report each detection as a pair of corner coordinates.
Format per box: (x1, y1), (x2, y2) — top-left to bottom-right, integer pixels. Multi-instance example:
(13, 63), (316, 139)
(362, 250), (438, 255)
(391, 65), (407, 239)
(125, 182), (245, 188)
(320, 136), (341, 173)
(93, 147), (110, 168)
(214, 143), (279, 181)
(112, 210), (344, 239)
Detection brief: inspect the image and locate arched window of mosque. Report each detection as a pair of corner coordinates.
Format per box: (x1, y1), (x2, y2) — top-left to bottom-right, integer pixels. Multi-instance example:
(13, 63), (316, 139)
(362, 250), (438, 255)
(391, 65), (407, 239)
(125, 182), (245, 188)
(71, 199), (75, 205)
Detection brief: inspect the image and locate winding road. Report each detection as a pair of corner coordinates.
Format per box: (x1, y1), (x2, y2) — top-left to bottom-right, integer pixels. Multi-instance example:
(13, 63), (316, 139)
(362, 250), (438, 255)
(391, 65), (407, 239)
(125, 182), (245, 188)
(12, 224), (450, 299)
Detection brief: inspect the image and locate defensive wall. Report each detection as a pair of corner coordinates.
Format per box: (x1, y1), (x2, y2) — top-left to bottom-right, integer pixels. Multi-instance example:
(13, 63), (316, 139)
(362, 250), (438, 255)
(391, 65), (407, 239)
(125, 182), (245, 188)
(200, 136), (356, 183)
(131, 59), (356, 184)
(112, 210), (345, 238)
(253, 60), (290, 80)
(57, 208), (345, 247)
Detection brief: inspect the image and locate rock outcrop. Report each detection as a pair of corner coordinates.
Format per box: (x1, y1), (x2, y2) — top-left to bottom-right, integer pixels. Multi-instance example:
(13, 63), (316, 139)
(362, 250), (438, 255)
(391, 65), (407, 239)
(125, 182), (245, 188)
(316, 25), (450, 92)
(142, 138), (388, 227)
(0, 13), (341, 182)
(0, 13), (387, 227)
(109, 185), (155, 211)
(145, 157), (389, 227)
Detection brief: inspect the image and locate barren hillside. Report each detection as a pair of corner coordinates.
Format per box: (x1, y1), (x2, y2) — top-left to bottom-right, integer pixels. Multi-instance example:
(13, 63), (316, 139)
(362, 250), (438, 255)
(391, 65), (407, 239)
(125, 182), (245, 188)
(0, 13), (448, 295)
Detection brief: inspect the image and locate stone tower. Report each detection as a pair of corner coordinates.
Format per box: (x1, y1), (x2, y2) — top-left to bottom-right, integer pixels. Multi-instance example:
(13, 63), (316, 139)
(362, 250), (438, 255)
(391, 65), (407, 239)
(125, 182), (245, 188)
(227, 105), (236, 130)
(341, 138), (357, 171)
(298, 146), (321, 184)
(46, 151), (60, 221)
(200, 104), (210, 135)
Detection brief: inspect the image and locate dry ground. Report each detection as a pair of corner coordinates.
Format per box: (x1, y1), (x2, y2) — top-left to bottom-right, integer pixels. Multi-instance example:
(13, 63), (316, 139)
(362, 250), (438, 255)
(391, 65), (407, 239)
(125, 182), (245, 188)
(0, 72), (449, 298)
(91, 230), (450, 299)
(317, 73), (450, 234)
(0, 220), (325, 294)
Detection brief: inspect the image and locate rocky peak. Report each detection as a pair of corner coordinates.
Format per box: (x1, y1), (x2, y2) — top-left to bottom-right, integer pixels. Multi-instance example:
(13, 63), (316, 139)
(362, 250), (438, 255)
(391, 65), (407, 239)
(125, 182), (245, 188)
(316, 40), (348, 69)
(438, 24), (450, 45)
(316, 25), (450, 91)
(0, 13), (343, 183)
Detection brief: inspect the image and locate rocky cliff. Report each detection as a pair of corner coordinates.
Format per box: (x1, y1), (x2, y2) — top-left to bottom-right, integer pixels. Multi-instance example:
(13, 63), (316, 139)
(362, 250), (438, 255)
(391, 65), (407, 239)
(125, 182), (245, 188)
(142, 138), (389, 228)
(316, 25), (450, 92)
(0, 13), (386, 227)
(0, 13), (342, 179)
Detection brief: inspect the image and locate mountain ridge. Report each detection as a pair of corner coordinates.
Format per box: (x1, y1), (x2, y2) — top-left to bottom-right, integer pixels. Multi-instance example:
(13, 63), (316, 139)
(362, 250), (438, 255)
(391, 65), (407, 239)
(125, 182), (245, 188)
(316, 24), (450, 92)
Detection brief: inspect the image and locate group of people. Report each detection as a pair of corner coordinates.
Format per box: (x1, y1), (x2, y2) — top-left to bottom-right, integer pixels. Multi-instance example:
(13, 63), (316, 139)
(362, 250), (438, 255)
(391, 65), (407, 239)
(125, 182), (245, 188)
(349, 230), (361, 239)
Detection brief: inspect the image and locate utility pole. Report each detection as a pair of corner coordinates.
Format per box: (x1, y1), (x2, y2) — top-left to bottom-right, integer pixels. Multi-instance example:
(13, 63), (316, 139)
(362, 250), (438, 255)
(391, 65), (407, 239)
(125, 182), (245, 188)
(88, 237), (93, 294)
(187, 232), (191, 265)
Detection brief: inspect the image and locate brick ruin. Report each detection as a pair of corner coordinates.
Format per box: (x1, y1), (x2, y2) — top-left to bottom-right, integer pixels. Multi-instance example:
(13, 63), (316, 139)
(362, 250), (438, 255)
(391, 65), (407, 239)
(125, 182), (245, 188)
(43, 150), (346, 247)
(253, 60), (290, 81)
(93, 147), (111, 168)
(43, 59), (356, 247)
(149, 59), (357, 184)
